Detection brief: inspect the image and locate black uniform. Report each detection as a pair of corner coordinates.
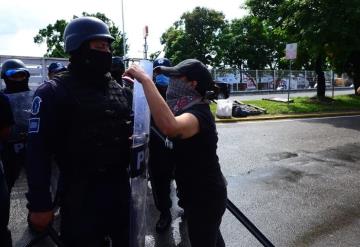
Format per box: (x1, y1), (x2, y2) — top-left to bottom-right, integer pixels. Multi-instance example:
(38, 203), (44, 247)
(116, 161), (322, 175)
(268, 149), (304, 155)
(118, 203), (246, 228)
(148, 83), (174, 216)
(1, 91), (32, 191)
(26, 69), (133, 246)
(172, 103), (227, 247)
(0, 92), (14, 247)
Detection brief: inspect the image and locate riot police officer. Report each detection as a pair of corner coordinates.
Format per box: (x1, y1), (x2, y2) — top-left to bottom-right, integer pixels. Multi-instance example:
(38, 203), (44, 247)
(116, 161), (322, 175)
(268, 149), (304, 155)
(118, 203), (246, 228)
(47, 62), (67, 80)
(1, 59), (30, 94)
(26, 17), (133, 246)
(110, 56), (126, 86)
(0, 59), (32, 192)
(0, 92), (14, 247)
(148, 58), (175, 233)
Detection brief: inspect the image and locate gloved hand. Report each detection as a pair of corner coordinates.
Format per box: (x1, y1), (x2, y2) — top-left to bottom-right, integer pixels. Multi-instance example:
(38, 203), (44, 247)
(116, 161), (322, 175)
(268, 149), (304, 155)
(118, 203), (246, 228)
(28, 211), (54, 232)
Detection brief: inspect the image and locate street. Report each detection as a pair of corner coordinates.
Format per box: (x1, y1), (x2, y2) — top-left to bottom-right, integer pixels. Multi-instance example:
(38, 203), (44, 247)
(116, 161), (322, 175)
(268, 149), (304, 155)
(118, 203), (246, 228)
(9, 115), (360, 246)
(217, 115), (360, 247)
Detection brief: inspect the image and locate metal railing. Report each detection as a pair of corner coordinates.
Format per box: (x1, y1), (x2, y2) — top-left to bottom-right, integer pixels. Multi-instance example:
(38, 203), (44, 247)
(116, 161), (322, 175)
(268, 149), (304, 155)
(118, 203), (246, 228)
(212, 69), (353, 93)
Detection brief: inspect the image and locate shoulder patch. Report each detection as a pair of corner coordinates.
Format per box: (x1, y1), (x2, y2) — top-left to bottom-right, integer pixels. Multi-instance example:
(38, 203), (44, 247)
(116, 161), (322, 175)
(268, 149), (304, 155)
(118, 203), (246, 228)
(31, 96), (42, 115)
(28, 118), (40, 133)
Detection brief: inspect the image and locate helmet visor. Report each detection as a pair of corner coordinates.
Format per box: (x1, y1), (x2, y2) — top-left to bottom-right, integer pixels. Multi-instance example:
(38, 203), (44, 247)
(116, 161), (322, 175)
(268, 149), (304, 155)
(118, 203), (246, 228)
(5, 69), (28, 77)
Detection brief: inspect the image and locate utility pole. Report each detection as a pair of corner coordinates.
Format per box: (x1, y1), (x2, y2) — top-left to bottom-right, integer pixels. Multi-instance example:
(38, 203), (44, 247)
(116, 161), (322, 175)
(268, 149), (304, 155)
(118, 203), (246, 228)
(143, 25), (148, 59)
(121, 0), (126, 60)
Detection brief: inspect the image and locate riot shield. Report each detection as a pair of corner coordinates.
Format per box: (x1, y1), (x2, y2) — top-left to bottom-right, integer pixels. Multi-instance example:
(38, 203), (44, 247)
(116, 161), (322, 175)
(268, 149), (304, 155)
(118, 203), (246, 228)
(5, 90), (34, 145)
(129, 59), (152, 247)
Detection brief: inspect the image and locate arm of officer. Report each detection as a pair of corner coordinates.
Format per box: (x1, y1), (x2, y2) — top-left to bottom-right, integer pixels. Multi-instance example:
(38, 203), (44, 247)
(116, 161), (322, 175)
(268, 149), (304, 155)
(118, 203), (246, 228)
(124, 65), (199, 139)
(0, 93), (14, 141)
(26, 83), (58, 231)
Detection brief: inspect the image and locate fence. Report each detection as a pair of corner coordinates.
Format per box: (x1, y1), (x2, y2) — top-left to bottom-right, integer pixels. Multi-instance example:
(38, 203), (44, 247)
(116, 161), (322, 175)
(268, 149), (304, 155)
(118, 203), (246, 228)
(1, 55), (355, 93)
(0, 55), (69, 91)
(212, 69), (354, 93)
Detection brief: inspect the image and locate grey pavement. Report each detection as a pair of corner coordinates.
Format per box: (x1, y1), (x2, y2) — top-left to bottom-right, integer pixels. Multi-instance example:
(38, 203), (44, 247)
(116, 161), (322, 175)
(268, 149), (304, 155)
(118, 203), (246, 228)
(9, 115), (360, 247)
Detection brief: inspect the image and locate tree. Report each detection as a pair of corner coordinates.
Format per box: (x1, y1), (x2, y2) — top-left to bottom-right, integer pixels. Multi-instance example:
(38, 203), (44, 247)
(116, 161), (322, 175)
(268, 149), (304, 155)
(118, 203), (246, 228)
(220, 16), (286, 70)
(161, 7), (226, 66)
(34, 12), (126, 58)
(245, 0), (360, 96)
(33, 19), (68, 58)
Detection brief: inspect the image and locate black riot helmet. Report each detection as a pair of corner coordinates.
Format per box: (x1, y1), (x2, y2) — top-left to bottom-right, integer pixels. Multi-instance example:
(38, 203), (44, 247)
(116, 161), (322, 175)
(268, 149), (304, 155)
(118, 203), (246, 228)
(63, 17), (115, 54)
(1, 59), (30, 79)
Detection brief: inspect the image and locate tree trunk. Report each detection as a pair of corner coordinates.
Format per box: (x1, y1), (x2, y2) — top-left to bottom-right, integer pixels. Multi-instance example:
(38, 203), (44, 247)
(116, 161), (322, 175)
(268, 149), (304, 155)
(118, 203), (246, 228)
(315, 55), (326, 98)
(353, 72), (360, 95)
(345, 51), (360, 95)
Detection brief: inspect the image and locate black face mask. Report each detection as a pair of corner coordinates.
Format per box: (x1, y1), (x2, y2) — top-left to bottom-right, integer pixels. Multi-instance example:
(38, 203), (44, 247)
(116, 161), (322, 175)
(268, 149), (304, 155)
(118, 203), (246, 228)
(83, 49), (112, 76)
(4, 79), (30, 94)
(111, 70), (122, 82)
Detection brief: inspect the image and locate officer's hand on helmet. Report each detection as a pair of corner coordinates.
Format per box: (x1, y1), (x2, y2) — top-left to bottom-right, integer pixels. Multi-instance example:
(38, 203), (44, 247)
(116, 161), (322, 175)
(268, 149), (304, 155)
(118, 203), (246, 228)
(124, 64), (152, 84)
(28, 211), (54, 232)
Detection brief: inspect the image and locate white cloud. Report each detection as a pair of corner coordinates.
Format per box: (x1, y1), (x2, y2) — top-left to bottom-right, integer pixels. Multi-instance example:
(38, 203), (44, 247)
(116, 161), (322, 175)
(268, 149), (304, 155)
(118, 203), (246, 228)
(0, 0), (247, 58)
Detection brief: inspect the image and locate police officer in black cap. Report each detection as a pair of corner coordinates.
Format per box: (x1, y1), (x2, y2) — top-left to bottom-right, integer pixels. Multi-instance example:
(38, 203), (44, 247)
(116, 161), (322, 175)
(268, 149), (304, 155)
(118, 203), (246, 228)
(26, 17), (133, 246)
(110, 56), (125, 85)
(148, 57), (175, 233)
(47, 62), (67, 80)
(0, 59), (32, 192)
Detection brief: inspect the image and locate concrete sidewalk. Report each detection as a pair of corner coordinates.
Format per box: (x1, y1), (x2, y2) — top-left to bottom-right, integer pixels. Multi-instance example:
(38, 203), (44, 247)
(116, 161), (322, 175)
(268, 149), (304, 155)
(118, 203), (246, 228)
(216, 111), (360, 123)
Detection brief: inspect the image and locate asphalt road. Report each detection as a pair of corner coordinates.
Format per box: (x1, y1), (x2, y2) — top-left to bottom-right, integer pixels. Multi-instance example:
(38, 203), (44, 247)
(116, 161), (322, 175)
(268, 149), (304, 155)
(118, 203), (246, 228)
(9, 115), (360, 247)
(217, 115), (360, 247)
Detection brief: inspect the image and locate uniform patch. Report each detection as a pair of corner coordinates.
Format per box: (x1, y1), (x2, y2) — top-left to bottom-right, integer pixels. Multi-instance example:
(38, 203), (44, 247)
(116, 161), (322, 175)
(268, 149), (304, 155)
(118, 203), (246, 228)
(31, 96), (42, 115)
(28, 118), (40, 133)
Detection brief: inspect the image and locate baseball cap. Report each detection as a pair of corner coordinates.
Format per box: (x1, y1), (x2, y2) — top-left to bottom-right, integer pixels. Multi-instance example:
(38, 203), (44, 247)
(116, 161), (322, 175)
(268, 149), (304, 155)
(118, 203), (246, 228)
(48, 62), (67, 73)
(154, 59), (214, 91)
(153, 58), (171, 68)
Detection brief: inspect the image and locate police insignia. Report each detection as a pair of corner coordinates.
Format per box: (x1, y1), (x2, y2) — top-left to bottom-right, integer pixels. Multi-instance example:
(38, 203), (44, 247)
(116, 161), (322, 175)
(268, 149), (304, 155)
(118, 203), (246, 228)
(28, 118), (40, 133)
(31, 96), (42, 115)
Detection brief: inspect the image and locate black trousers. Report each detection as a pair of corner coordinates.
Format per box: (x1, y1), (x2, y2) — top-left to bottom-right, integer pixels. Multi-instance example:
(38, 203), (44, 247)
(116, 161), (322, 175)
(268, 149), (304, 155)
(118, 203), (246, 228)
(60, 171), (130, 247)
(1, 142), (25, 192)
(177, 181), (227, 247)
(0, 160), (12, 247)
(148, 130), (174, 213)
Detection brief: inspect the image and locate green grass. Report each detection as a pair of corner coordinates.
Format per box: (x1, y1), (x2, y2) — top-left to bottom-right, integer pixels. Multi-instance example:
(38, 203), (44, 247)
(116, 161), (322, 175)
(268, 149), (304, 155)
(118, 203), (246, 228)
(210, 95), (360, 116)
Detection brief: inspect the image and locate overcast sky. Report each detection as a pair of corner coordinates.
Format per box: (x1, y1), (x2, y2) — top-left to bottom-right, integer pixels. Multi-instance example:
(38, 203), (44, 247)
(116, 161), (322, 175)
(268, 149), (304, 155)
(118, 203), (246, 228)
(0, 0), (247, 58)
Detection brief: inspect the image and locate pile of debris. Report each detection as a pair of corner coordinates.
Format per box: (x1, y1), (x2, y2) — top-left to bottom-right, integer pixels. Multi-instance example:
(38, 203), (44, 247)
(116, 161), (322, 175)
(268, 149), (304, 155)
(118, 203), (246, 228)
(231, 100), (266, 118)
(216, 99), (266, 118)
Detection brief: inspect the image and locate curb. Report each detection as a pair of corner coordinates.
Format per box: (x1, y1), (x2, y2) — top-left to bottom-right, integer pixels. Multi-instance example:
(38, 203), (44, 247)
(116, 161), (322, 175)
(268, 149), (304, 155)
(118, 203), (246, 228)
(215, 111), (360, 123)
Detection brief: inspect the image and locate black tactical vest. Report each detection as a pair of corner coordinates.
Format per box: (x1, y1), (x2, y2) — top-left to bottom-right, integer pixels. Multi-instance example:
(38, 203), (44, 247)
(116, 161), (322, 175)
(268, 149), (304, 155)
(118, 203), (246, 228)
(54, 73), (133, 176)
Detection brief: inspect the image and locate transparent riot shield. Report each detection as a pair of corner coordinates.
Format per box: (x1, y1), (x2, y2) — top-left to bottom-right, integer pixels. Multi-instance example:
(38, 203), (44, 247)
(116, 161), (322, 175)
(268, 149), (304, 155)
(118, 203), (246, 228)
(129, 59), (152, 247)
(5, 91), (34, 141)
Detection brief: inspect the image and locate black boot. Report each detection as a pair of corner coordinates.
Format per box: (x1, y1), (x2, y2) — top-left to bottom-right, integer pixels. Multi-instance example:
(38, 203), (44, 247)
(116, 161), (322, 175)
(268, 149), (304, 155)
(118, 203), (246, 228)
(155, 211), (172, 233)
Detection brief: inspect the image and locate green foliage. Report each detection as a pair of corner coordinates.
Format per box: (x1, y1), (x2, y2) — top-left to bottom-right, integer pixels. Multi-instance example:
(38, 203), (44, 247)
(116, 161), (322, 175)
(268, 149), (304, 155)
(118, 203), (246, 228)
(221, 16), (286, 70)
(245, 0), (360, 87)
(149, 51), (162, 60)
(33, 19), (68, 58)
(34, 12), (126, 58)
(210, 95), (360, 117)
(244, 95), (360, 115)
(161, 7), (226, 66)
